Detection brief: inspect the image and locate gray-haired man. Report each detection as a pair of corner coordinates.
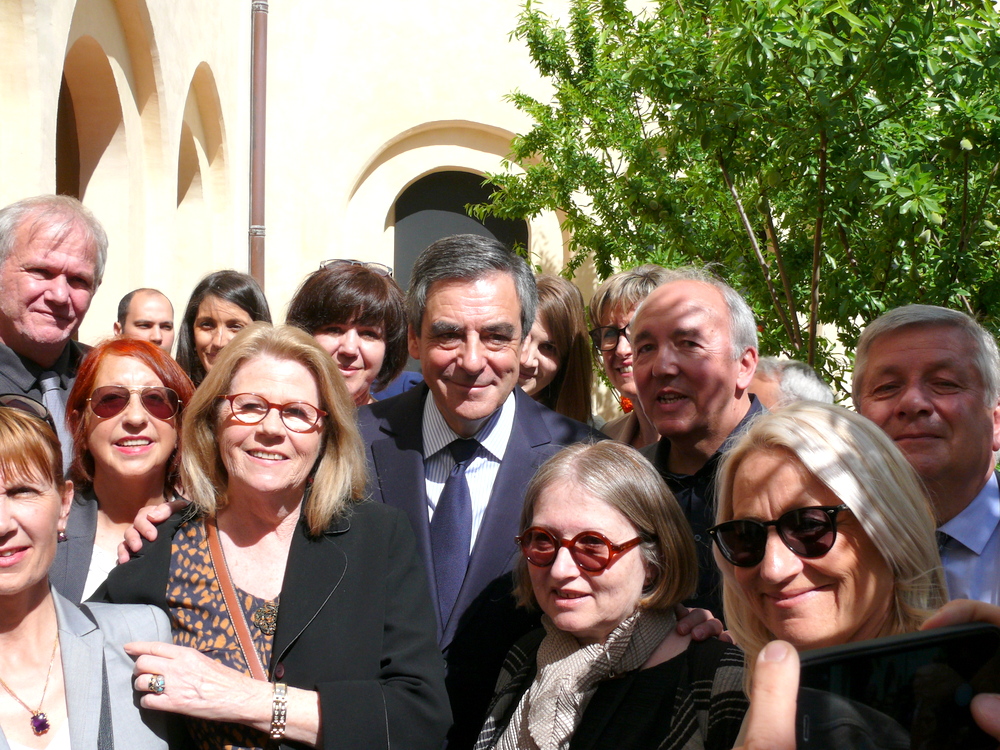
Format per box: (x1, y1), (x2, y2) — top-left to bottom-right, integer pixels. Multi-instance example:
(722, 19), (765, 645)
(854, 304), (1000, 604)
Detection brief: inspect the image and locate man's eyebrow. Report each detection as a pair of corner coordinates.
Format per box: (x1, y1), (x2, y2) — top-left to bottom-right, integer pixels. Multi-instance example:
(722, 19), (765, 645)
(428, 321), (463, 336)
(631, 327), (654, 345)
(482, 322), (516, 337)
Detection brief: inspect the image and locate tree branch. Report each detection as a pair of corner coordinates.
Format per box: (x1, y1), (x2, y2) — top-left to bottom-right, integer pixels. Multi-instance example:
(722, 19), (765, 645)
(759, 188), (803, 349)
(809, 130), (828, 366)
(718, 155), (799, 349)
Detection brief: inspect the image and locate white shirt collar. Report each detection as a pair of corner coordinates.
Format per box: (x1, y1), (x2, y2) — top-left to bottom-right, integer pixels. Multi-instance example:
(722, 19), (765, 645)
(422, 389), (517, 461)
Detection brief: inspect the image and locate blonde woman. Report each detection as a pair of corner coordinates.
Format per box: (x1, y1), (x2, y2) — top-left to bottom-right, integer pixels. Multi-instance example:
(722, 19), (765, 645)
(711, 401), (947, 682)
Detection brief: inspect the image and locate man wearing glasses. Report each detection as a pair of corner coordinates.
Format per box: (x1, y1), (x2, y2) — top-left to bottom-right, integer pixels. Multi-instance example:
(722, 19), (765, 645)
(0, 195), (107, 469)
(853, 305), (1000, 605)
(629, 268), (761, 618)
(357, 234), (604, 749)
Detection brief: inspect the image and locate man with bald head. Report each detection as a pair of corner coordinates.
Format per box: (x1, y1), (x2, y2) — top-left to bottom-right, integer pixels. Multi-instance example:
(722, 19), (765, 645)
(630, 267), (761, 615)
(853, 304), (1000, 604)
(0, 194), (107, 467)
(114, 288), (175, 353)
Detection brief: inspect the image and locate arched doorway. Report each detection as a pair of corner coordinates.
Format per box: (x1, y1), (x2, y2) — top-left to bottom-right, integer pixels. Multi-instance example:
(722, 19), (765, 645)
(393, 170), (529, 293)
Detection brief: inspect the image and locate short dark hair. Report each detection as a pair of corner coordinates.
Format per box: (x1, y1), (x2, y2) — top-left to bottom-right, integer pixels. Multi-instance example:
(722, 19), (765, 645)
(116, 288), (168, 327)
(175, 270), (272, 385)
(405, 234), (537, 339)
(286, 264), (407, 391)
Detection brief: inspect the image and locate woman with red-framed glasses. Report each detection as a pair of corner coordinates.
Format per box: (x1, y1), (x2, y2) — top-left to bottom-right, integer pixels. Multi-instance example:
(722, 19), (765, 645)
(51, 338), (194, 602)
(476, 441), (748, 750)
(713, 401), (947, 739)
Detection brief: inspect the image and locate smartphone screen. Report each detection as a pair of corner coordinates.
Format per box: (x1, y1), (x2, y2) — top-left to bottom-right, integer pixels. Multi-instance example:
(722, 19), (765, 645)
(797, 624), (1000, 749)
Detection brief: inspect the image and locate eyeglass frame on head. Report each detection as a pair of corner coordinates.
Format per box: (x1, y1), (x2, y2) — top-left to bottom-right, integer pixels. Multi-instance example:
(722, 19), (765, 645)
(588, 323), (631, 352)
(516, 526), (645, 573)
(218, 393), (327, 433)
(0, 394), (55, 430)
(319, 259), (393, 278)
(87, 385), (181, 421)
(707, 504), (850, 568)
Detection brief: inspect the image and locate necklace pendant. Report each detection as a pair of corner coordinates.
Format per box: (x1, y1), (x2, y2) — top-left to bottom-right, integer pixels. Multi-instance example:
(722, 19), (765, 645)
(30, 711), (50, 736)
(252, 601), (279, 635)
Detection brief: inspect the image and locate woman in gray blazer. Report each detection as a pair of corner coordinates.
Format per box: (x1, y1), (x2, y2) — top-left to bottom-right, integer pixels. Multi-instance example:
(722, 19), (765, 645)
(0, 400), (170, 750)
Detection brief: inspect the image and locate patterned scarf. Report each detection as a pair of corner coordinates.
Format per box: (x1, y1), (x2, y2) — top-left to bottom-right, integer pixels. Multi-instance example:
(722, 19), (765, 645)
(496, 607), (677, 750)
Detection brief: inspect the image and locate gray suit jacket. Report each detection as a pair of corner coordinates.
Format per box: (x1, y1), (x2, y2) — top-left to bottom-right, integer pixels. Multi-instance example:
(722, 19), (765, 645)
(0, 590), (171, 750)
(51, 489), (100, 603)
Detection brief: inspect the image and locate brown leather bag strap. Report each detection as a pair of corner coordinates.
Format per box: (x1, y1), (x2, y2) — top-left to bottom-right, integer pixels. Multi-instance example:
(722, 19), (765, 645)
(206, 518), (268, 681)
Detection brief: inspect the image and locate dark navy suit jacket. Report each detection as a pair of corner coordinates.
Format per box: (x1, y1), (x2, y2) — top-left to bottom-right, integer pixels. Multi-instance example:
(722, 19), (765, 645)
(358, 385), (605, 749)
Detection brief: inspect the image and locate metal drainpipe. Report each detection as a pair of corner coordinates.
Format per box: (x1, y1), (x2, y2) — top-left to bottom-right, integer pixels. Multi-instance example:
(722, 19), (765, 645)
(249, 0), (268, 289)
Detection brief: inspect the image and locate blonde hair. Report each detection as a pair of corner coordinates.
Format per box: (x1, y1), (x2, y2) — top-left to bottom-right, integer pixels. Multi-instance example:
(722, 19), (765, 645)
(714, 402), (947, 683)
(180, 323), (367, 535)
(513, 441), (697, 612)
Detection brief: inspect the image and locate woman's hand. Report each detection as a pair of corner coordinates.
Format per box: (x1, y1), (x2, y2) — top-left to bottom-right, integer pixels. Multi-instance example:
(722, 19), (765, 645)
(126, 641), (270, 723)
(126, 641), (321, 746)
(735, 641), (800, 750)
(117, 499), (188, 564)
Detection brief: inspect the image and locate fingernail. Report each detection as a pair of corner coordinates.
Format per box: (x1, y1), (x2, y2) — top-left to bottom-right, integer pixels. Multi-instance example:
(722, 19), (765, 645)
(761, 640), (791, 662)
(975, 693), (1000, 710)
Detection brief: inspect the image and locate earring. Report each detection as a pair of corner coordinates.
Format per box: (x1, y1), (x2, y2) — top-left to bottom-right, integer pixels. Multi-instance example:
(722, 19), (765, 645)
(58, 531), (67, 542)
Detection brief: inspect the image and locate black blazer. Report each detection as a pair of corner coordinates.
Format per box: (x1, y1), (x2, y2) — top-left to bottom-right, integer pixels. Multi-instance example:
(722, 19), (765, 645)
(358, 385), (605, 749)
(98, 501), (452, 750)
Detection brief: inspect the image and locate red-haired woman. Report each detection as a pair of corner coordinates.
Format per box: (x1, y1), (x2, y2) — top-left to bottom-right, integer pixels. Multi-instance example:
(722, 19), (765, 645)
(50, 338), (194, 602)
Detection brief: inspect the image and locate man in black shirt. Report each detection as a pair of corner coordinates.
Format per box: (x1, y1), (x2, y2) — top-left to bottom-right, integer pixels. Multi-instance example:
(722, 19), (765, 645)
(630, 268), (762, 617)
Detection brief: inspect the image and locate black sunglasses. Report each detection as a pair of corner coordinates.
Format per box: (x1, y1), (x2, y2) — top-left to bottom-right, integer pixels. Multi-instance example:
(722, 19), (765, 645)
(588, 324), (631, 352)
(708, 504), (850, 568)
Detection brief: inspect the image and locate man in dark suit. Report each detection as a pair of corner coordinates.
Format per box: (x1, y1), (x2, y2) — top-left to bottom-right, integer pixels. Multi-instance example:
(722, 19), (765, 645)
(0, 195), (108, 468)
(358, 234), (603, 749)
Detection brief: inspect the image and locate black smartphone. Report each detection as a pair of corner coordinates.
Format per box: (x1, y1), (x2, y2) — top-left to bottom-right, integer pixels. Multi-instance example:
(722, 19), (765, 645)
(796, 623), (1000, 750)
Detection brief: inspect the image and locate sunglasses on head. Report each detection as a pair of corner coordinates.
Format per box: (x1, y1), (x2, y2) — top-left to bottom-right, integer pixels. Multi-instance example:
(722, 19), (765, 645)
(88, 385), (181, 421)
(320, 259), (393, 278)
(516, 526), (644, 573)
(708, 504), (850, 568)
(0, 394), (55, 430)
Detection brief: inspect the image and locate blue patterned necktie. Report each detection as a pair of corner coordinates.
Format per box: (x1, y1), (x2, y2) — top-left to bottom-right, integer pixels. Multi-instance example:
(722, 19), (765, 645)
(431, 438), (479, 627)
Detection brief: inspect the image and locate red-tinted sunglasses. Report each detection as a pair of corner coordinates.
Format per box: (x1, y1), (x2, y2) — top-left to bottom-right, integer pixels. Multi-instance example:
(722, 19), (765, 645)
(516, 526), (643, 573)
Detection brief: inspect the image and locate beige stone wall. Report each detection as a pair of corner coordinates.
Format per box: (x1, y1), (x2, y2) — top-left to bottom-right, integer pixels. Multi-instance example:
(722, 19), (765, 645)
(0, 0), (582, 345)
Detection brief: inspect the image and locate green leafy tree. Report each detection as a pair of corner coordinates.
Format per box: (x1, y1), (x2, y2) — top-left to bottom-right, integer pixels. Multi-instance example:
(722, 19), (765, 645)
(473, 0), (1000, 387)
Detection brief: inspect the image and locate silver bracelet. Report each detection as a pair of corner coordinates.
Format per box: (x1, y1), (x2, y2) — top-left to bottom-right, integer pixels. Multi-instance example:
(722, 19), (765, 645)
(270, 682), (288, 740)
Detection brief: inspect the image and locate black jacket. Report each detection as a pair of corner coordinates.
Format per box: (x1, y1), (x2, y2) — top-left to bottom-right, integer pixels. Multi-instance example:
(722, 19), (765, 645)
(99, 501), (452, 750)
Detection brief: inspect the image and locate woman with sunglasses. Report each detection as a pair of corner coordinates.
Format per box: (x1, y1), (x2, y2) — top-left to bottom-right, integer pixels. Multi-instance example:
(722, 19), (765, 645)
(176, 269), (272, 387)
(711, 402), (947, 690)
(0, 403), (171, 749)
(98, 323), (450, 749)
(49, 338), (194, 603)
(286, 260), (408, 407)
(518, 275), (595, 425)
(476, 441), (747, 750)
(587, 265), (669, 449)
